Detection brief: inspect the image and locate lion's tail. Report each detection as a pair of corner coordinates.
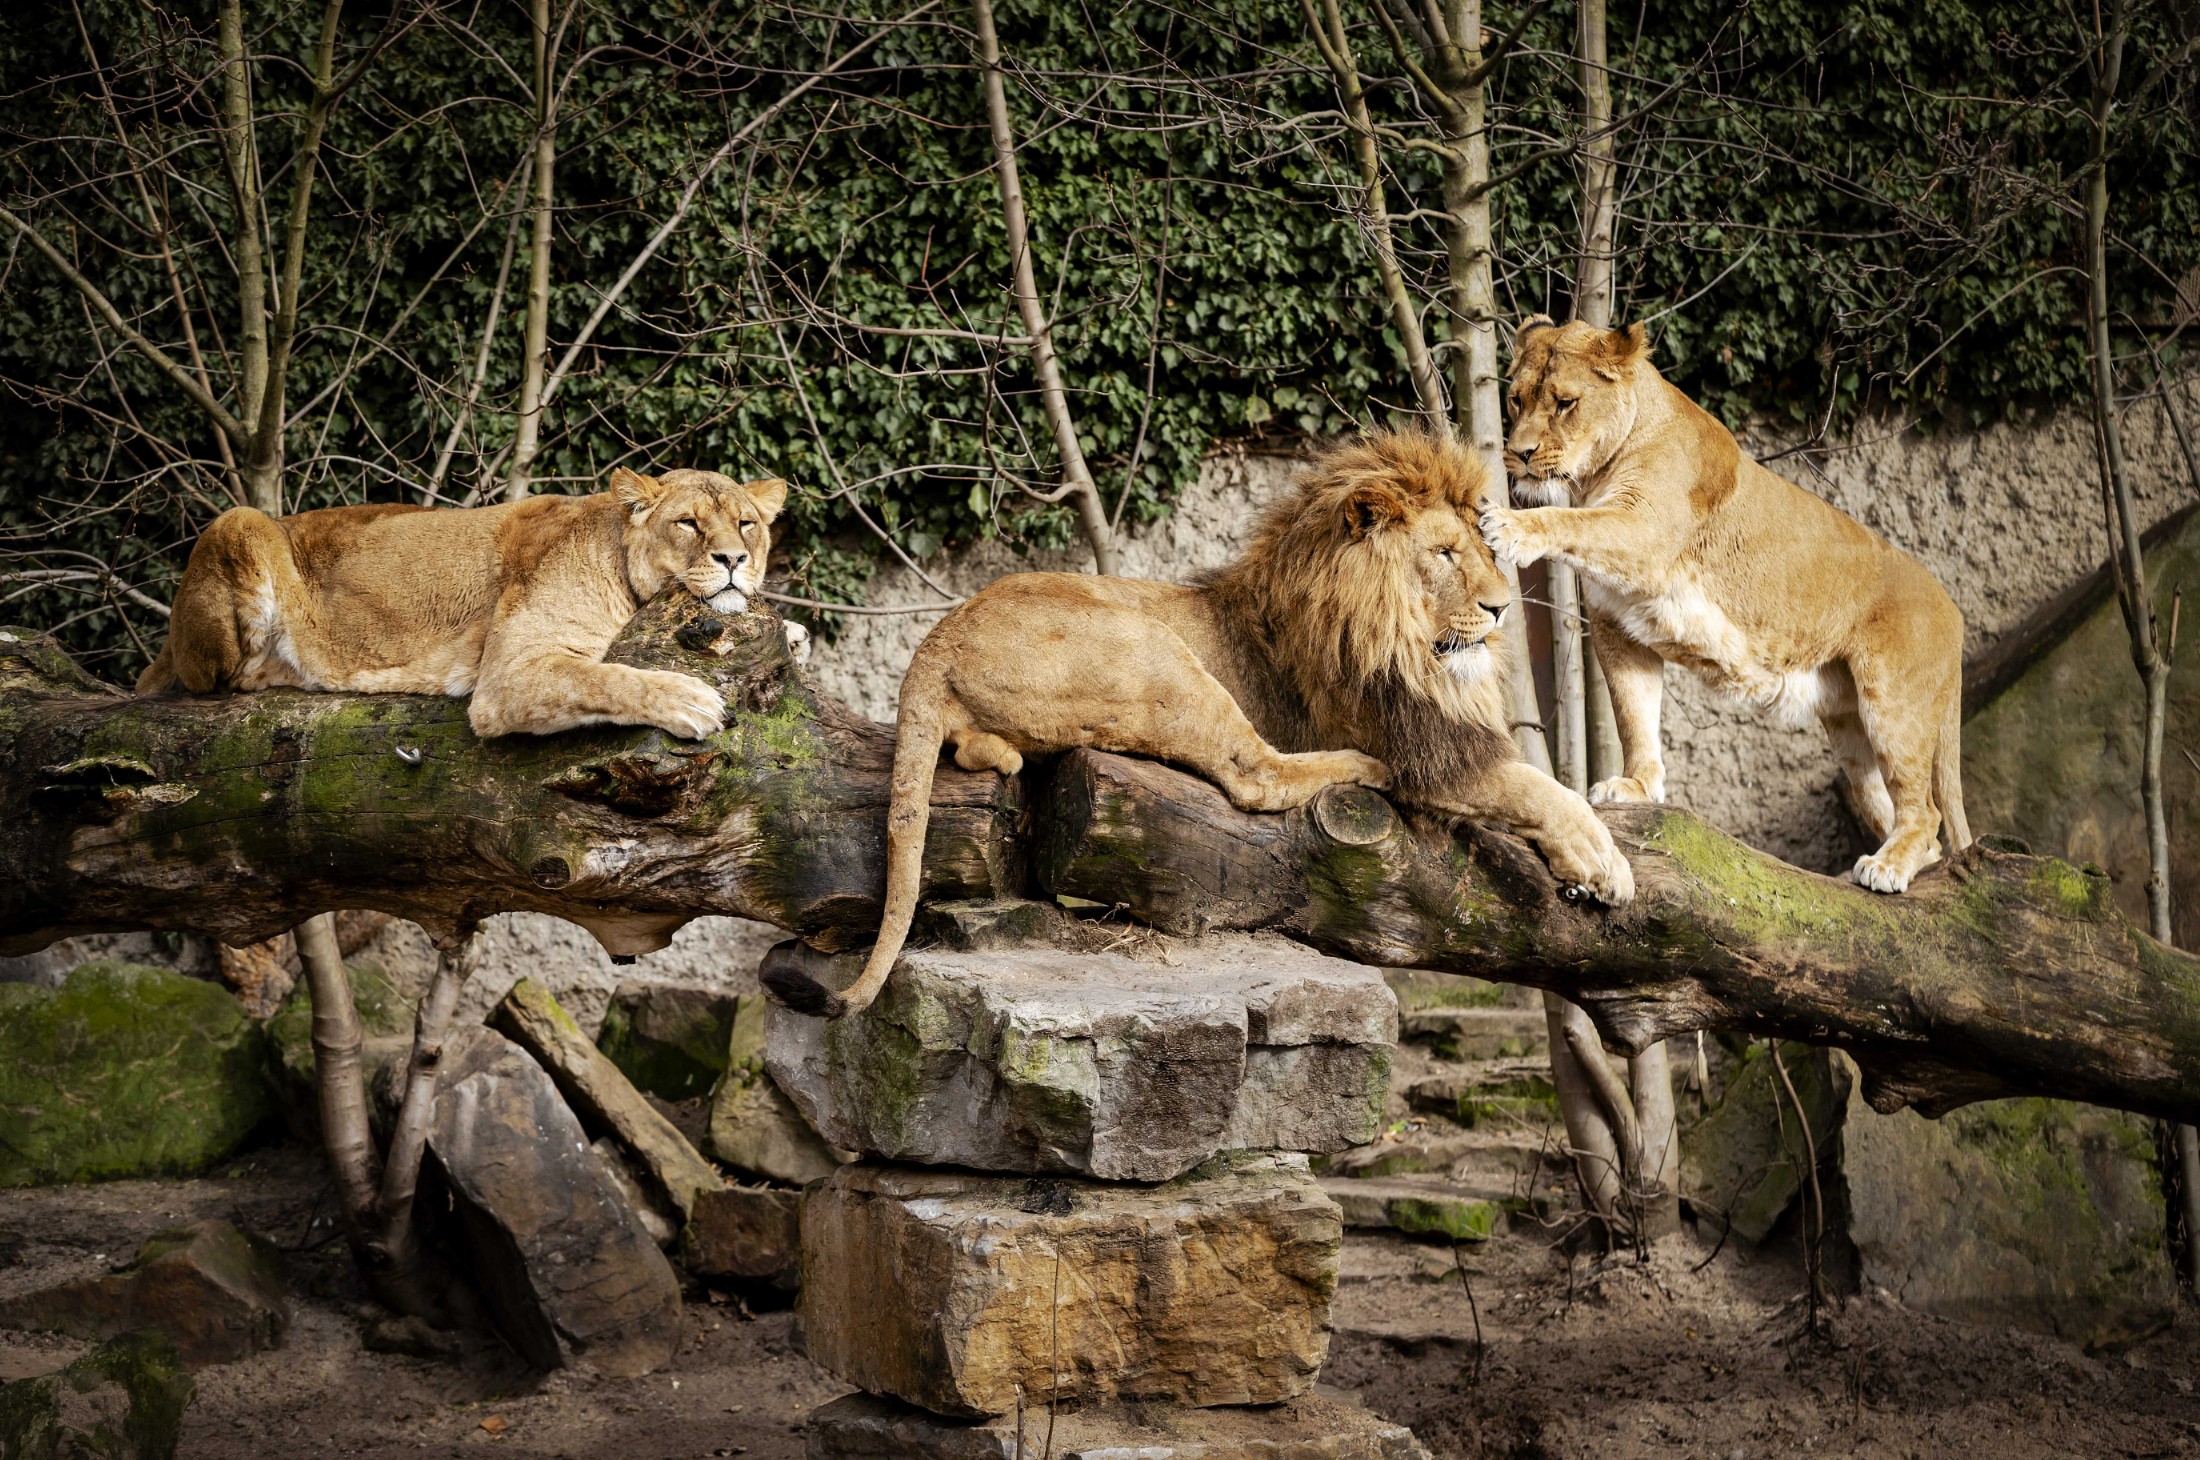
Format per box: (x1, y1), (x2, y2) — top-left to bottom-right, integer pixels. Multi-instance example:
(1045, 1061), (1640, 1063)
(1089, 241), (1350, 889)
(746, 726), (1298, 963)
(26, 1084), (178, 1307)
(1934, 687), (1971, 852)
(836, 656), (951, 1018)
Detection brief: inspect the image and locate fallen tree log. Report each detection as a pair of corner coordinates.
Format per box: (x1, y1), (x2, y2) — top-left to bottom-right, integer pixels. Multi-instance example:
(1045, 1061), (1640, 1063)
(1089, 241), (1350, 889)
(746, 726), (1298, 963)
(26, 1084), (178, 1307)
(4, 599), (2195, 1125)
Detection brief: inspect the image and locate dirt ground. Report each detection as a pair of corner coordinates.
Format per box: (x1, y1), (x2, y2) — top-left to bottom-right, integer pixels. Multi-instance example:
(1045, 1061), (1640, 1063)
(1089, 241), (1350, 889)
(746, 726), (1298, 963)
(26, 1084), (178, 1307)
(4, 1143), (2199, 1460)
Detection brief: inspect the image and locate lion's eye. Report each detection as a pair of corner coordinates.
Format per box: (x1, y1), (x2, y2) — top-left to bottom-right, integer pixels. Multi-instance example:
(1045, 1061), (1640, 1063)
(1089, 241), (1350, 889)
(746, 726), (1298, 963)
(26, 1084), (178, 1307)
(676, 519), (699, 533)
(1556, 396), (1578, 412)
(1437, 546), (1457, 562)
(739, 520), (756, 531)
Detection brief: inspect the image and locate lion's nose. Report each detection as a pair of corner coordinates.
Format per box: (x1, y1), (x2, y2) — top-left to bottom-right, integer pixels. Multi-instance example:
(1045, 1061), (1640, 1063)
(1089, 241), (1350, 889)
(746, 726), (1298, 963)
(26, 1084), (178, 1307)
(713, 551), (749, 572)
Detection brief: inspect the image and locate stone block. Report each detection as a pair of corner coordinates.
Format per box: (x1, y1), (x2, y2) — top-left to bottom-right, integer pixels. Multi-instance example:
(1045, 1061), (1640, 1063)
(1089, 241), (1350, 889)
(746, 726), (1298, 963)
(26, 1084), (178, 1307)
(1319, 1177), (1513, 1242)
(0, 1221), (288, 1367)
(798, 1154), (1340, 1418)
(595, 981), (740, 1101)
(767, 936), (1393, 1181)
(805, 1391), (1430, 1460)
(427, 1029), (682, 1378)
(681, 1185), (801, 1287)
(0, 1331), (194, 1460)
(1678, 1042), (1847, 1244)
(0, 961), (270, 1187)
(706, 994), (847, 1185)
(493, 978), (724, 1218)
(1402, 1061), (1558, 1129)
(1837, 1055), (2175, 1349)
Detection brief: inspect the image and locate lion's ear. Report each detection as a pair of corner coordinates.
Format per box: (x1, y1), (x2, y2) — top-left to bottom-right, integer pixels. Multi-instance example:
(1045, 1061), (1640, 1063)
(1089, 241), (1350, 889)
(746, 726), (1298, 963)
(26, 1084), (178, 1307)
(1593, 322), (1650, 380)
(742, 477), (789, 522)
(1343, 484), (1409, 539)
(1516, 314), (1559, 344)
(610, 467), (664, 517)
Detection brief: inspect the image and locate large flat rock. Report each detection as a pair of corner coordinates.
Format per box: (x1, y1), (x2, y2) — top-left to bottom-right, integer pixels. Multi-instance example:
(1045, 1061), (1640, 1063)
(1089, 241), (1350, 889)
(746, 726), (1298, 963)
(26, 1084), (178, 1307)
(0, 1220), (288, 1368)
(805, 1391), (1430, 1459)
(798, 1154), (1341, 1419)
(427, 1029), (683, 1378)
(766, 937), (1393, 1181)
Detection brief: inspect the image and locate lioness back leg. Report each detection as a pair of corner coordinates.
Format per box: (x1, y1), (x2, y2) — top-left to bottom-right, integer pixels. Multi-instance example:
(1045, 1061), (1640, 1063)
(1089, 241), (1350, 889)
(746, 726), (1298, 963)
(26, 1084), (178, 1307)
(1586, 615), (1667, 804)
(144, 507), (314, 693)
(951, 730), (1023, 776)
(1847, 663), (1944, 894)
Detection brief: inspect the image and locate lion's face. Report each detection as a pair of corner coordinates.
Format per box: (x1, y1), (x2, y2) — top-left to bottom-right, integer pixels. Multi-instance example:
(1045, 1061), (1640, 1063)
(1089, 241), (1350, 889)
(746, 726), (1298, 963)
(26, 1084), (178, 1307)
(612, 467), (788, 613)
(1505, 318), (1649, 497)
(1387, 497), (1514, 688)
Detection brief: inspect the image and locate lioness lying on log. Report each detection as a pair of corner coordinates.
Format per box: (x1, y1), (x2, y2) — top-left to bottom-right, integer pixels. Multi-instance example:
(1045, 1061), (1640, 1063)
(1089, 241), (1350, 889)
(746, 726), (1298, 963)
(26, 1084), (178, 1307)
(1484, 318), (1969, 893)
(818, 430), (1637, 1019)
(137, 468), (790, 740)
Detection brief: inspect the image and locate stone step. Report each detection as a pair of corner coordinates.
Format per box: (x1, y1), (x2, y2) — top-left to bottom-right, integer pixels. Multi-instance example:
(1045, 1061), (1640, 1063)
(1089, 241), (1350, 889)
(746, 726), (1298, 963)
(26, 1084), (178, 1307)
(1382, 969), (1535, 1016)
(1319, 1128), (1554, 1185)
(1402, 1060), (1560, 1129)
(805, 1390), (1431, 1459)
(1320, 1174), (1559, 1242)
(766, 935), (1396, 1182)
(799, 1155), (1339, 1419)
(1397, 1006), (1549, 1062)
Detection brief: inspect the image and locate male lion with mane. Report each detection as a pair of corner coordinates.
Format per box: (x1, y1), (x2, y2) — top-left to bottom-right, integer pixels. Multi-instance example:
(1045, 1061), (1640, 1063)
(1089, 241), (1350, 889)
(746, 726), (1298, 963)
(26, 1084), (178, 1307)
(1483, 317), (1968, 893)
(138, 467), (794, 740)
(819, 430), (1635, 1019)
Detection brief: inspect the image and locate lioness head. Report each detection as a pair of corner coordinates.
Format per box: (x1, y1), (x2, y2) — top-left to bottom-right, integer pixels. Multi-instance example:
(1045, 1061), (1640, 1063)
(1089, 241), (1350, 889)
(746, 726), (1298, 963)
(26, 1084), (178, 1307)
(1505, 317), (1650, 498)
(611, 467), (788, 614)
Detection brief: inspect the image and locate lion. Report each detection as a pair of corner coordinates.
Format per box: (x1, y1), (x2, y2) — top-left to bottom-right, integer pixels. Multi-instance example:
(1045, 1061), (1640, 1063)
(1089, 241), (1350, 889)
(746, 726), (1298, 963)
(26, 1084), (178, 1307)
(136, 467), (796, 740)
(817, 430), (1637, 1019)
(1484, 316), (1969, 893)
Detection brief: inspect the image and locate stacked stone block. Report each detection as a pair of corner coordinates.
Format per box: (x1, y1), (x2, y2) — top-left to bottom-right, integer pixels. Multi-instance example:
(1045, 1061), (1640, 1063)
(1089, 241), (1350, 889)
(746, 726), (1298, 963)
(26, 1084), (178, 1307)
(766, 921), (1433, 1459)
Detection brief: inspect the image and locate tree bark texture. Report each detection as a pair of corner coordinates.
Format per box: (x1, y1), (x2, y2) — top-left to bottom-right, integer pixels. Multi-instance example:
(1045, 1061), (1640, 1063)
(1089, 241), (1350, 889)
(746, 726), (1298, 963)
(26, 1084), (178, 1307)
(4, 605), (2198, 1126)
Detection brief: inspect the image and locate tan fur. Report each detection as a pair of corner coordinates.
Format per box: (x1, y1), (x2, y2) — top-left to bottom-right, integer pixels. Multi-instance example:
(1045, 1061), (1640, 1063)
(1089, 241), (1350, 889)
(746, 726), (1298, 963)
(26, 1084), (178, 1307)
(137, 468), (789, 740)
(1489, 317), (1970, 893)
(827, 431), (1635, 1018)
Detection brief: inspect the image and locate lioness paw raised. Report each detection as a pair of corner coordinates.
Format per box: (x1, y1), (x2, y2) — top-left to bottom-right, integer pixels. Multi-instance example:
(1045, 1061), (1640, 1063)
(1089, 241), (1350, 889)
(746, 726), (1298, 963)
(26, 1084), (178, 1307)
(638, 670), (726, 740)
(1478, 506), (1543, 569)
(783, 620), (812, 666)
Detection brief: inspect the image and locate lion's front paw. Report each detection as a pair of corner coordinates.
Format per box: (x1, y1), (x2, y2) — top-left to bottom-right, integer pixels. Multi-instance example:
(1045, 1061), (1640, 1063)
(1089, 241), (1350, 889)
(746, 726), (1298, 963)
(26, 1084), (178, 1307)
(783, 620), (813, 666)
(1478, 506), (1544, 569)
(1347, 752), (1394, 792)
(1549, 818), (1635, 907)
(642, 670), (726, 740)
(1588, 774), (1665, 806)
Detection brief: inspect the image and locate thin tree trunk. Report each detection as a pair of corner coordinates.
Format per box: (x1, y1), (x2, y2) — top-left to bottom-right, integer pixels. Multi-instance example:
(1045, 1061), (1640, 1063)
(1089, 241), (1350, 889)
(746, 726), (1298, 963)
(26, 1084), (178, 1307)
(504, 0), (559, 503)
(369, 934), (480, 1309)
(1572, 0), (1675, 1235)
(1428, 0), (1547, 772)
(243, 0), (346, 513)
(294, 914), (381, 1243)
(970, 0), (1118, 573)
(1543, 992), (1625, 1218)
(216, 0), (273, 513)
(1301, 0), (1447, 427)
(2081, 0), (2188, 1288)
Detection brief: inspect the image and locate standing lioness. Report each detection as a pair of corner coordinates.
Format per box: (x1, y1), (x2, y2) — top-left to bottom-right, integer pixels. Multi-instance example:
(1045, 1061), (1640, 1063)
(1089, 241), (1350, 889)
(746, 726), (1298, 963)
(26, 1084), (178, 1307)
(138, 467), (788, 739)
(819, 431), (1635, 1019)
(1482, 318), (1968, 893)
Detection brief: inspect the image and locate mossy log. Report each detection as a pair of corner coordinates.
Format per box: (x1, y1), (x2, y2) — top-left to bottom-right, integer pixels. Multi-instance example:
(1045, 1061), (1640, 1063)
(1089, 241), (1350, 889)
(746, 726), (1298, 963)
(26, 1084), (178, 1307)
(4, 599), (2197, 1125)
